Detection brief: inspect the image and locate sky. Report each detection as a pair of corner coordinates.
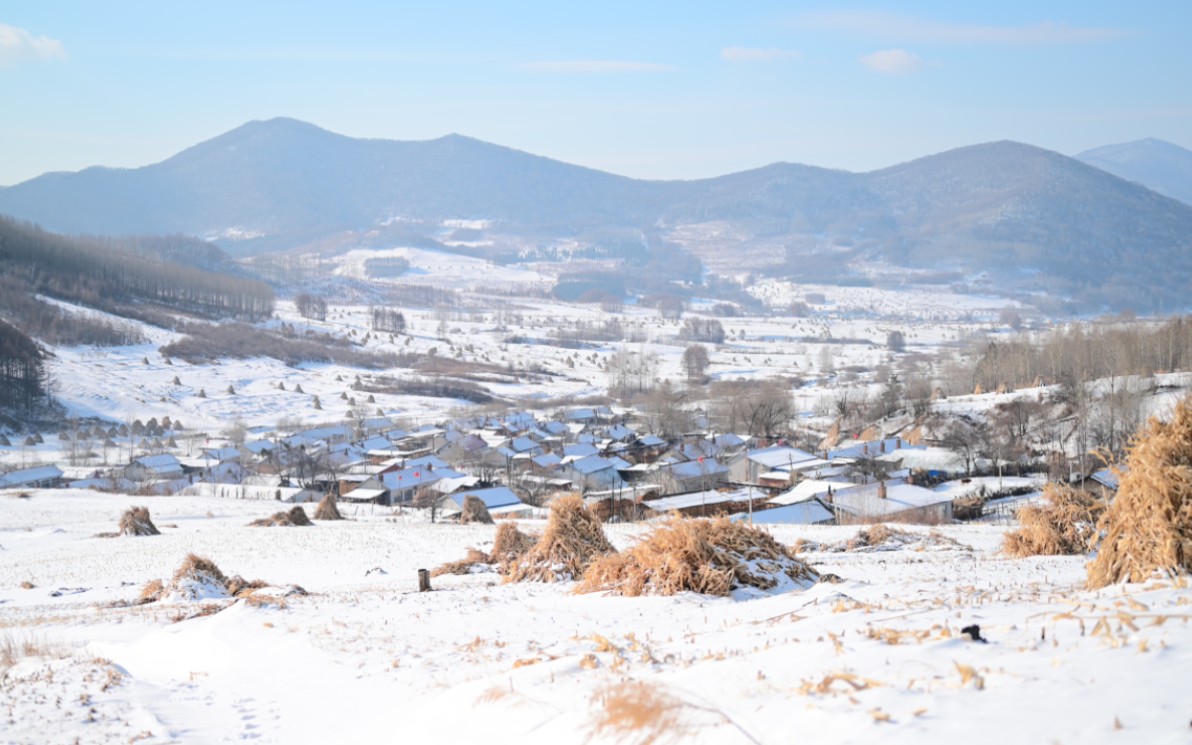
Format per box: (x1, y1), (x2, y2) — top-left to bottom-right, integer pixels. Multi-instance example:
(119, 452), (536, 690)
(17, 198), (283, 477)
(1, 1), (1190, 186)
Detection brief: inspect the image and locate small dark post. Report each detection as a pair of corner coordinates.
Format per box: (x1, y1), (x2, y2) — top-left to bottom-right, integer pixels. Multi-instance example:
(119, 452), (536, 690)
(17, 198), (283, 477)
(417, 568), (431, 592)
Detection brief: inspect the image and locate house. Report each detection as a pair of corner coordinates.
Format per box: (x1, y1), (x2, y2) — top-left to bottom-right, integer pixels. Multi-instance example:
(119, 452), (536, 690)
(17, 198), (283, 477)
(729, 499), (835, 525)
(123, 453), (184, 481)
(729, 445), (818, 483)
(827, 479), (954, 524)
(561, 455), (627, 493)
(640, 486), (757, 518)
(380, 462), (465, 503)
(442, 486), (532, 519)
(664, 458), (729, 493)
(0, 465), (64, 490)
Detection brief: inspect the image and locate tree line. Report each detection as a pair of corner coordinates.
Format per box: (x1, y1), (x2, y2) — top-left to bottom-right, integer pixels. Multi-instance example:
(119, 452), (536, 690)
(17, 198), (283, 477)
(0, 319), (49, 414)
(0, 217), (274, 325)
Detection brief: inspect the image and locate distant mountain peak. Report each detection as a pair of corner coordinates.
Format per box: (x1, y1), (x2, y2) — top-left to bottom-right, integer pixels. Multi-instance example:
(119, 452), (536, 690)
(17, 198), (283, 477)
(1076, 137), (1192, 205)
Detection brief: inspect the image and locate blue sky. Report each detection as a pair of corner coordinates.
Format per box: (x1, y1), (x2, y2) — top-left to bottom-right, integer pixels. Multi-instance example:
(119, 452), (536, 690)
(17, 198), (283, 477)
(2, 1), (1189, 185)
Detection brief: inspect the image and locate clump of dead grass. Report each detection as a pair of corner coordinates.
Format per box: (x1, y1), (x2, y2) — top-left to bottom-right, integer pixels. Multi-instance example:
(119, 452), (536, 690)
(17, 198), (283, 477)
(589, 681), (690, 744)
(1088, 396), (1192, 588)
(578, 515), (818, 597)
(1003, 483), (1105, 557)
(119, 506), (160, 536)
(459, 495), (494, 524)
(313, 493), (344, 520)
(249, 505), (313, 527)
(505, 494), (615, 583)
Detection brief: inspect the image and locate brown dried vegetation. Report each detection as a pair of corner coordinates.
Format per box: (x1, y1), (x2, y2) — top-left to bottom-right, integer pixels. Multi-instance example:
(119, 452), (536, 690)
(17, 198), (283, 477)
(1088, 396), (1192, 587)
(505, 495), (615, 583)
(1003, 483), (1105, 557)
(578, 516), (818, 597)
(250, 505), (313, 527)
(313, 493), (344, 521)
(459, 495), (494, 524)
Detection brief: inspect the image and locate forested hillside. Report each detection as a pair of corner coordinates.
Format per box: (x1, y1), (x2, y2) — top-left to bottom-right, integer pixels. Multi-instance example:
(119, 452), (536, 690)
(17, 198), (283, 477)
(0, 217), (274, 327)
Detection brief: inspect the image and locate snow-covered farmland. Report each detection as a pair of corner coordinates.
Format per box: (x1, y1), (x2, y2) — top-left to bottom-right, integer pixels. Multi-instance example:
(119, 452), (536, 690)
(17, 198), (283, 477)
(1, 490), (1189, 744)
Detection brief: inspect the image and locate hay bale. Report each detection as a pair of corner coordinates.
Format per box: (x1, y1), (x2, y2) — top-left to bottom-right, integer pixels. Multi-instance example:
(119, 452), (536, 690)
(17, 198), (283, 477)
(1003, 484), (1104, 557)
(459, 495), (494, 524)
(505, 494), (615, 583)
(1088, 396), (1192, 588)
(577, 516), (818, 597)
(313, 493), (344, 521)
(119, 506), (160, 536)
(250, 505), (313, 527)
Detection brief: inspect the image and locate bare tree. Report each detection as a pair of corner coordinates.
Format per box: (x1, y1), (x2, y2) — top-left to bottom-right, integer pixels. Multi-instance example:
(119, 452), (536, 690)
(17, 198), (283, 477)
(681, 344), (710, 383)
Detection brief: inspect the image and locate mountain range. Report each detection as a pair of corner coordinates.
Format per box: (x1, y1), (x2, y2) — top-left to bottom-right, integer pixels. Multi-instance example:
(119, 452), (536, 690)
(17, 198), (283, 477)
(1, 118), (1191, 313)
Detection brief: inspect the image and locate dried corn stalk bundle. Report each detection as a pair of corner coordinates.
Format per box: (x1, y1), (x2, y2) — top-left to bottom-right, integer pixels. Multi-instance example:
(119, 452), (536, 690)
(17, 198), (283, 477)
(250, 505), (313, 527)
(1003, 483), (1104, 557)
(505, 495), (615, 583)
(578, 515), (817, 597)
(1088, 396), (1192, 588)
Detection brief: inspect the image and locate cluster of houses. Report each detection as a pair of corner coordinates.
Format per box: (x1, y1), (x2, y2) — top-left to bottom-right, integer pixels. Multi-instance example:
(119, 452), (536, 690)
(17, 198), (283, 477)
(0, 405), (992, 526)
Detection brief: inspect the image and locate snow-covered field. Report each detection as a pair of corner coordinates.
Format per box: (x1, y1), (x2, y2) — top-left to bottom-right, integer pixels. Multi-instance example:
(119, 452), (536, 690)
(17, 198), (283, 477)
(2, 489), (1189, 744)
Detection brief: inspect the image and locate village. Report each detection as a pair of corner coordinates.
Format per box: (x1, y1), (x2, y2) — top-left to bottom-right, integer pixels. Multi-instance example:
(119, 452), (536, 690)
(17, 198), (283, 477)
(1, 399), (1075, 531)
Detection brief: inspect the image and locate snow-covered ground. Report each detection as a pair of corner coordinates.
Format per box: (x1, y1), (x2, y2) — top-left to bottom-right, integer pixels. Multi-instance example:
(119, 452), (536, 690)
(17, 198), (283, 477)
(2, 489), (1189, 744)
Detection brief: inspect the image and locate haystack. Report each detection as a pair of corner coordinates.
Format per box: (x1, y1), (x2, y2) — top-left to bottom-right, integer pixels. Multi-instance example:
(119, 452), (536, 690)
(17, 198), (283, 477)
(250, 505), (313, 527)
(1088, 396), (1192, 588)
(459, 495), (494, 524)
(119, 506), (160, 536)
(578, 516), (817, 597)
(313, 493), (344, 521)
(139, 553), (269, 603)
(431, 548), (492, 577)
(1003, 483), (1104, 557)
(491, 522), (537, 566)
(505, 494), (615, 583)
(432, 523), (539, 577)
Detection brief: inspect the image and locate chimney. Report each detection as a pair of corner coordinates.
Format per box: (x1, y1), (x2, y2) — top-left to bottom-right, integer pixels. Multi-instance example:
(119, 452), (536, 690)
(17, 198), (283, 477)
(878, 481), (888, 499)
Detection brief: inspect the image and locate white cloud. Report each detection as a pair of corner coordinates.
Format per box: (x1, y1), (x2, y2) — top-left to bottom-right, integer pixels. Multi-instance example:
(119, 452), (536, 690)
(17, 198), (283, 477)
(794, 11), (1126, 45)
(0, 23), (66, 67)
(517, 60), (678, 74)
(859, 49), (925, 75)
(720, 47), (801, 63)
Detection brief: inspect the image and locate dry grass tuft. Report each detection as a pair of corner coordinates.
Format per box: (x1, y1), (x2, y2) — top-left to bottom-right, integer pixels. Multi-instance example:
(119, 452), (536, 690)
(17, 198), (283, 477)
(119, 506), (160, 536)
(1088, 396), (1192, 588)
(459, 495), (495, 524)
(313, 493), (344, 520)
(505, 494), (615, 583)
(1003, 483), (1105, 557)
(589, 682), (689, 745)
(250, 505), (313, 527)
(136, 578), (164, 605)
(578, 515), (818, 596)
